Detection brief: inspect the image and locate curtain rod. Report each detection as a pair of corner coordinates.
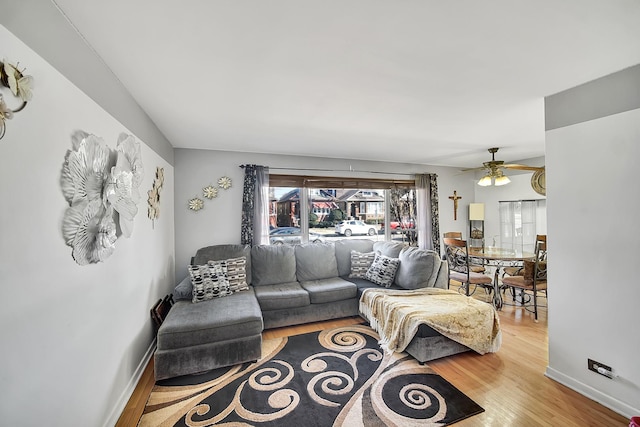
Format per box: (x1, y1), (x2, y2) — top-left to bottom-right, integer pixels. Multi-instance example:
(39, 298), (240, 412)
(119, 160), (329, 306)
(239, 164), (419, 177)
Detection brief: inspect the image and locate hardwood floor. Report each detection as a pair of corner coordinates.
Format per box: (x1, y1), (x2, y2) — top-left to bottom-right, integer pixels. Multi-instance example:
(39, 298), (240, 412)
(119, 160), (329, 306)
(116, 286), (629, 426)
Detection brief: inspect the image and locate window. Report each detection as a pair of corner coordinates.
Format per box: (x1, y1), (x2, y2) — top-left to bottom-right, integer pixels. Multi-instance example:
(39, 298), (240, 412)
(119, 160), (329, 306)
(499, 200), (538, 253)
(268, 175), (417, 246)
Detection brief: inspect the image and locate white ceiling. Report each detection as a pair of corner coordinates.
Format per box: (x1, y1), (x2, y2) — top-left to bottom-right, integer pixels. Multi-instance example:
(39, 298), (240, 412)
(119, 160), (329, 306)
(52, 0), (640, 168)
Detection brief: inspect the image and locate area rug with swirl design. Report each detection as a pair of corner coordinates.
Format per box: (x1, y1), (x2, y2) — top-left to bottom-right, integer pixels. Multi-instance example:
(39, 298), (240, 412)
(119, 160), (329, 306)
(139, 324), (483, 426)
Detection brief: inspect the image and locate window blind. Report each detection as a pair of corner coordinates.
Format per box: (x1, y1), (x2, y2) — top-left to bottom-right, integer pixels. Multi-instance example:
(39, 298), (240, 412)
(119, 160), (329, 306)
(269, 174), (415, 189)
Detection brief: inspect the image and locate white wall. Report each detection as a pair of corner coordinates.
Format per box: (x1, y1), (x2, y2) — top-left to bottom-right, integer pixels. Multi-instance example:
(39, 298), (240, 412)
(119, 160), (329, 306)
(474, 169), (546, 244)
(173, 149), (474, 280)
(0, 26), (175, 427)
(545, 109), (640, 416)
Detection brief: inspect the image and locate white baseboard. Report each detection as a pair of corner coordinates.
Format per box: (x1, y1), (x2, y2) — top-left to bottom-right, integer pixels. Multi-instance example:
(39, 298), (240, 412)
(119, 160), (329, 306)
(545, 366), (639, 419)
(103, 338), (157, 427)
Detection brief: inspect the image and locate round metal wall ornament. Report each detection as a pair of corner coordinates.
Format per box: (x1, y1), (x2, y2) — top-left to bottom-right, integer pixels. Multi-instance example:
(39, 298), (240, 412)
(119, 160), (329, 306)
(531, 168), (546, 196)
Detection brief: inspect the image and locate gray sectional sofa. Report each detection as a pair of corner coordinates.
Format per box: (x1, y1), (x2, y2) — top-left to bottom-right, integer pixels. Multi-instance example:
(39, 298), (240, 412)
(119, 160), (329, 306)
(154, 239), (465, 381)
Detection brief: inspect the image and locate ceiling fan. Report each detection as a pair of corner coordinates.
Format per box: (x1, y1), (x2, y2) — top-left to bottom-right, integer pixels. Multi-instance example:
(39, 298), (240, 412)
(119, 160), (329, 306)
(463, 148), (545, 192)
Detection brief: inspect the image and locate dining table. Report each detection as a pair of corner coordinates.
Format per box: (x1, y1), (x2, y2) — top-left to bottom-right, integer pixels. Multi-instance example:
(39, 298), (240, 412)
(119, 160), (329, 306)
(468, 246), (536, 309)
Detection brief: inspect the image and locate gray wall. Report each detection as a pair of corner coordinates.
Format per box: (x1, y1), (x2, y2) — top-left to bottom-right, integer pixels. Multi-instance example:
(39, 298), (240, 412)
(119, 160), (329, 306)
(545, 64), (640, 131)
(0, 25), (175, 427)
(0, 0), (175, 164)
(544, 65), (640, 417)
(173, 148), (475, 280)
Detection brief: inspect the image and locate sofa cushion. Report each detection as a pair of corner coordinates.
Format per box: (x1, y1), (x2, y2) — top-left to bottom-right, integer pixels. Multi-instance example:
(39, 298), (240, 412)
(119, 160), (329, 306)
(253, 282), (310, 311)
(188, 263), (231, 303)
(334, 239), (375, 276)
(395, 246), (441, 289)
(193, 244), (252, 285)
(157, 288), (263, 350)
(300, 278), (358, 304)
(349, 250), (376, 278)
(251, 245), (297, 286)
(295, 242), (339, 282)
(344, 277), (402, 297)
(365, 252), (400, 287)
(373, 241), (404, 258)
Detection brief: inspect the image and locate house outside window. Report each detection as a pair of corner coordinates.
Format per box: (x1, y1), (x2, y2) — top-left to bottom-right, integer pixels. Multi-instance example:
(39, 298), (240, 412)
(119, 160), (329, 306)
(268, 176), (418, 246)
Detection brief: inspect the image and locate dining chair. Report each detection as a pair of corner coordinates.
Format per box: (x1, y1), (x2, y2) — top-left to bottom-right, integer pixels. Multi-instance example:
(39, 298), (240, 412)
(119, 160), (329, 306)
(443, 237), (493, 297)
(443, 231), (463, 239)
(442, 232), (486, 273)
(502, 234), (546, 277)
(502, 237), (548, 320)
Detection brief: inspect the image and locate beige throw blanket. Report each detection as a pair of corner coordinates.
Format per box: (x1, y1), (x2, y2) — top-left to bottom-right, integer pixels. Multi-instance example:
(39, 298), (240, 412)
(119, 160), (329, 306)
(359, 287), (502, 355)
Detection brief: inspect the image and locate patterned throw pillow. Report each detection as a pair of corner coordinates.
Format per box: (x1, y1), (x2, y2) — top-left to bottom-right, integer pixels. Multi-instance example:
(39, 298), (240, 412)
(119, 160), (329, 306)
(210, 256), (249, 293)
(365, 252), (400, 287)
(189, 263), (231, 303)
(349, 250), (376, 278)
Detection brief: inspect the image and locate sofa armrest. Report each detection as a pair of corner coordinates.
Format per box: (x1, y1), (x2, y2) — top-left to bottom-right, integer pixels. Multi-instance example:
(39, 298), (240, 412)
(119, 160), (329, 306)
(173, 275), (194, 301)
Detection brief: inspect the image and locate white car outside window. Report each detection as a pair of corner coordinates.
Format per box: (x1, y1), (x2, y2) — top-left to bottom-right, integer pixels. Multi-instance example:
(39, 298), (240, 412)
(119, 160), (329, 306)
(335, 220), (377, 237)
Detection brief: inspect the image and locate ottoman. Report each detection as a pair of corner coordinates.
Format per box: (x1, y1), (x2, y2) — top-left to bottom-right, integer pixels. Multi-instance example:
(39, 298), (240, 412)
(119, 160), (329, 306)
(154, 287), (264, 380)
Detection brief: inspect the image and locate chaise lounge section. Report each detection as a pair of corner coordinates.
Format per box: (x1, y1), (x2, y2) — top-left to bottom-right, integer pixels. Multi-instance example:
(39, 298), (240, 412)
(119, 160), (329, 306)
(154, 239), (466, 381)
(154, 244), (263, 380)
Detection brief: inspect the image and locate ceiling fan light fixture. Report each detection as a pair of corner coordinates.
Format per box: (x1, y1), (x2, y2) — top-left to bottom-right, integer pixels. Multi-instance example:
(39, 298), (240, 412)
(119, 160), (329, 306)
(477, 175), (493, 186)
(494, 174), (511, 186)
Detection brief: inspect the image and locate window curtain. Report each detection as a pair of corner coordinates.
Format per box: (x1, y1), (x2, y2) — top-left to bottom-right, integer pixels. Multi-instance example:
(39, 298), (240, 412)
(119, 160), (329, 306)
(254, 166), (270, 245)
(415, 173), (440, 252)
(241, 165), (269, 246)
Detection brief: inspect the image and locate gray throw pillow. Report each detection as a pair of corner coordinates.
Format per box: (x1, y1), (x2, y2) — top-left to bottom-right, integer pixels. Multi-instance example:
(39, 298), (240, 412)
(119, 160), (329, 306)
(189, 263), (232, 303)
(372, 241), (404, 258)
(395, 246), (440, 289)
(334, 239), (375, 276)
(349, 250), (376, 278)
(365, 252), (400, 287)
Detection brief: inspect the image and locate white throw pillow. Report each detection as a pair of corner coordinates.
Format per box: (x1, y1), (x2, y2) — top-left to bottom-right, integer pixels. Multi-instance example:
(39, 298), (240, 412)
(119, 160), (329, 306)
(189, 263), (231, 303)
(365, 252), (400, 287)
(210, 256), (249, 293)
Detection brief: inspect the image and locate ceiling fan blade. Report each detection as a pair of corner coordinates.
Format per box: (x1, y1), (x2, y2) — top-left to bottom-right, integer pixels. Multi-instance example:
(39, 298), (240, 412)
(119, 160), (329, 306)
(502, 164), (544, 171)
(460, 166), (487, 172)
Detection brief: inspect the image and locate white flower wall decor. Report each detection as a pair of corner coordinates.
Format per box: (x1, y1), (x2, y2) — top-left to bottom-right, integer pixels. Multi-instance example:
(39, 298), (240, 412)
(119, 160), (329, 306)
(188, 197), (204, 211)
(61, 130), (144, 265)
(187, 176), (231, 212)
(203, 185), (218, 199)
(104, 133), (144, 237)
(218, 176), (232, 190)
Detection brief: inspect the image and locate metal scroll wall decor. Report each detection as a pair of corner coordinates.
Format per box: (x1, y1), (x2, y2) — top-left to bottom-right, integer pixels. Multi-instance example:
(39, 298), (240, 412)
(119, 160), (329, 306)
(61, 131), (144, 265)
(148, 166), (165, 227)
(0, 58), (34, 140)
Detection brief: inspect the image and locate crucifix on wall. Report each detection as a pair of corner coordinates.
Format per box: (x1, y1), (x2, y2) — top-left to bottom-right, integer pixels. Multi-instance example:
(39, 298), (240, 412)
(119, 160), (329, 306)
(449, 190), (462, 220)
